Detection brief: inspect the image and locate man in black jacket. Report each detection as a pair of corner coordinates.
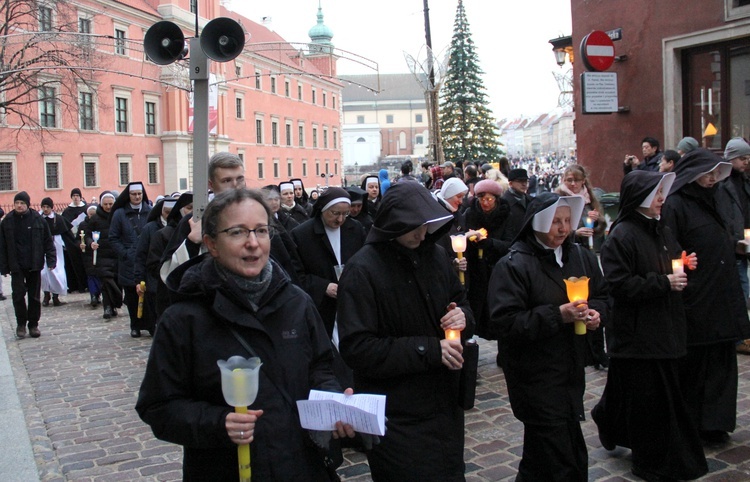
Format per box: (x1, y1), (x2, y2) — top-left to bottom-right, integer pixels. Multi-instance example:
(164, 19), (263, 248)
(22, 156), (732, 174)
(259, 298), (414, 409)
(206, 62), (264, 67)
(0, 192), (56, 338)
(623, 136), (663, 174)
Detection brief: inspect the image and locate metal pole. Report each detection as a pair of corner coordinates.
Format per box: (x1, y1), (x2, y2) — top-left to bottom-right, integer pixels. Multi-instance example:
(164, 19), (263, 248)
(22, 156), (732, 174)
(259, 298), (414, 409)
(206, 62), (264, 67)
(423, 0), (439, 165)
(190, 37), (210, 220)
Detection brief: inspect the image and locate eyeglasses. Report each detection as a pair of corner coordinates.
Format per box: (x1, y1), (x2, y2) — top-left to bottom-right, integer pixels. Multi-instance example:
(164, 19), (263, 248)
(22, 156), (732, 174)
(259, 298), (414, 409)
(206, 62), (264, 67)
(327, 210), (350, 218)
(217, 225), (275, 241)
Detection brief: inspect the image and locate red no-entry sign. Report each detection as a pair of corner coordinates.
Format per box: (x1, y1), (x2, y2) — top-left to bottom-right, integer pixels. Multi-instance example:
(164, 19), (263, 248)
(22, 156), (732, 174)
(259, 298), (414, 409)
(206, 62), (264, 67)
(580, 30), (615, 72)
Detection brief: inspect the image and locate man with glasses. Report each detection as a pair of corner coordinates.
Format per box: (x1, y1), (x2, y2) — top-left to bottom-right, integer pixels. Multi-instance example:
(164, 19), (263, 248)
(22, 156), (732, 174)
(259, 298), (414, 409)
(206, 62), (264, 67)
(717, 138), (750, 353)
(291, 187), (366, 342)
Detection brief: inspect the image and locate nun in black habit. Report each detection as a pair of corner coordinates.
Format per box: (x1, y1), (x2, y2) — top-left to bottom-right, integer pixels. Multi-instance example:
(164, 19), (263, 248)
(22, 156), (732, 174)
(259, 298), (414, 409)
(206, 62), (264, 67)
(487, 192), (608, 481)
(592, 171), (707, 481)
(661, 148), (750, 444)
(337, 182), (472, 481)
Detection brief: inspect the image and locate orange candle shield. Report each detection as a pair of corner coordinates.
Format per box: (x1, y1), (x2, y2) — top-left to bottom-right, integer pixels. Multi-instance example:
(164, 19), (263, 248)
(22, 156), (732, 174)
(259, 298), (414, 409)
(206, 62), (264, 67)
(564, 276), (589, 335)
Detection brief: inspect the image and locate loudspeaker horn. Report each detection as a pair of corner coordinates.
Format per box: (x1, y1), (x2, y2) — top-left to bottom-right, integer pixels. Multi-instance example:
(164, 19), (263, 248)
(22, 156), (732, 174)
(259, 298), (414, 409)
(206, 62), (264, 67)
(200, 17), (246, 62)
(144, 21), (187, 65)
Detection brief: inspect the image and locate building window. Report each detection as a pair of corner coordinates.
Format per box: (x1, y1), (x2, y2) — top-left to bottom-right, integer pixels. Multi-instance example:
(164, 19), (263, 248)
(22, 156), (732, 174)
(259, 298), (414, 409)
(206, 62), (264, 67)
(115, 97), (128, 133)
(287, 159), (293, 177)
(332, 95), (336, 109)
(323, 128), (328, 148)
(333, 131), (338, 149)
(39, 86), (57, 128)
(416, 135), (424, 145)
(45, 161), (60, 189)
(357, 115), (365, 124)
(399, 131), (407, 149)
(386, 114), (394, 124)
(256, 118), (263, 144)
(334, 161), (338, 176)
(416, 113), (423, 123)
(322, 92), (327, 107)
(357, 137), (366, 143)
(315, 160), (320, 176)
(298, 84), (303, 100)
(237, 151), (244, 163)
(119, 160), (130, 185)
(190, 0), (197, 14)
(285, 80), (290, 97)
(312, 88), (317, 104)
(312, 127), (318, 148)
(272, 120), (279, 145)
(114, 28), (127, 55)
(255, 70), (261, 89)
(273, 159), (279, 178)
(0, 160), (13, 191)
(39, 6), (53, 31)
(236, 96), (244, 119)
(148, 158), (159, 184)
(79, 91), (94, 131)
(145, 101), (156, 135)
(78, 17), (92, 41)
(285, 123), (292, 146)
(270, 76), (277, 94)
(302, 159), (307, 177)
(84, 160), (97, 188)
(298, 124), (304, 147)
(235, 63), (242, 77)
(257, 159), (265, 179)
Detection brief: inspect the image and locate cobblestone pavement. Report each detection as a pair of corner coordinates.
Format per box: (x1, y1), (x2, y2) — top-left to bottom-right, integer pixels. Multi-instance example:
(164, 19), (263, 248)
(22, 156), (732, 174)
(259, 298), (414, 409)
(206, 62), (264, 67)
(3, 288), (750, 481)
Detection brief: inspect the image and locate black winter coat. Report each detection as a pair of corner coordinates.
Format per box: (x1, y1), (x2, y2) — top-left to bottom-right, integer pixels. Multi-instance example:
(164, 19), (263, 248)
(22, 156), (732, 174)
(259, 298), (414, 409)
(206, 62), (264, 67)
(109, 204), (151, 286)
(501, 189), (531, 243)
(661, 186), (750, 345)
(488, 237), (608, 424)
(716, 170), (750, 247)
(337, 240), (472, 479)
(136, 256), (341, 482)
(83, 207), (117, 279)
(0, 209), (55, 274)
(291, 216), (365, 337)
(601, 214), (687, 358)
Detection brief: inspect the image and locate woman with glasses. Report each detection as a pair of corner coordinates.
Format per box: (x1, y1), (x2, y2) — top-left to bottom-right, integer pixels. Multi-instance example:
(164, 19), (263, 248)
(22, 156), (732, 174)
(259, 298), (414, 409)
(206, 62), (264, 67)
(557, 164), (605, 249)
(464, 179), (511, 338)
(137, 188), (355, 481)
(291, 187), (366, 341)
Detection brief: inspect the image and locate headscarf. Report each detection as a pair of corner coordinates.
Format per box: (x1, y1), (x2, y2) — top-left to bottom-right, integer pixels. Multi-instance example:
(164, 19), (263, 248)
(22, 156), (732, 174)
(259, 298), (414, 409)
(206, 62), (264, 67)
(311, 187), (350, 218)
(515, 192), (584, 244)
(611, 171), (675, 231)
(166, 192), (193, 225)
(669, 148), (731, 194)
(111, 181), (150, 213)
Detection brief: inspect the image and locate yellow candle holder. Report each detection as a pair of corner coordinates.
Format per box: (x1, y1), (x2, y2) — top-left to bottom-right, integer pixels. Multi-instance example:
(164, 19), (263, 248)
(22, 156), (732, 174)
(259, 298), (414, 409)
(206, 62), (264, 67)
(450, 234), (467, 285)
(564, 276), (589, 335)
(445, 328), (461, 341)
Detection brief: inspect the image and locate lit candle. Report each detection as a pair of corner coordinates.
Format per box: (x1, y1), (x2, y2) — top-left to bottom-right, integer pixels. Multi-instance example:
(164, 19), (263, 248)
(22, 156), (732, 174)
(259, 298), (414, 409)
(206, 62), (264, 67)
(584, 217), (594, 249)
(671, 258), (684, 276)
(450, 234), (467, 285)
(564, 276), (590, 335)
(445, 328), (461, 341)
(92, 231), (100, 265)
(745, 229), (750, 253)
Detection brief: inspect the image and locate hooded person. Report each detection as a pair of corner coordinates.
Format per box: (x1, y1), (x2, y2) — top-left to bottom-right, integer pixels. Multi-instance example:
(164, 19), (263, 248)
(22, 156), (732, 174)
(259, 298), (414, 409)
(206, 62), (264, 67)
(337, 182), (473, 481)
(345, 186), (372, 234)
(39, 197), (72, 306)
(147, 193), (193, 319)
(487, 192), (608, 481)
(108, 181), (152, 337)
(290, 178), (313, 216)
(592, 171), (708, 481)
(279, 181), (310, 224)
(662, 148), (750, 444)
(263, 185), (298, 233)
(360, 174), (381, 217)
(378, 169), (391, 196)
(83, 191), (122, 319)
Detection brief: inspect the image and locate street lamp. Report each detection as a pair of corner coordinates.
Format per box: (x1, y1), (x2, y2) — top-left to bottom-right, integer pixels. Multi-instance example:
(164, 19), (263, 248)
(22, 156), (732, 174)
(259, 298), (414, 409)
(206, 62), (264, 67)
(549, 35), (574, 67)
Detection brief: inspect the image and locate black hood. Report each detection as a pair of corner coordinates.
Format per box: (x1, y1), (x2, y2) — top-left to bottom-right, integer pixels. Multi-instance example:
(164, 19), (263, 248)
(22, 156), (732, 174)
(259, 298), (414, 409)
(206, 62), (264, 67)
(290, 178), (309, 204)
(612, 171), (673, 231)
(514, 192), (562, 243)
(166, 192), (193, 225)
(111, 181), (150, 213)
(669, 148), (729, 194)
(146, 199), (166, 223)
(366, 182), (453, 244)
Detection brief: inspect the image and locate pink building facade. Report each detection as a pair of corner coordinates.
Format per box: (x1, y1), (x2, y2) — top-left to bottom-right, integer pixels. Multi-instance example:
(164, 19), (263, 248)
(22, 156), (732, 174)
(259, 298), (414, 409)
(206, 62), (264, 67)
(0, 0), (342, 210)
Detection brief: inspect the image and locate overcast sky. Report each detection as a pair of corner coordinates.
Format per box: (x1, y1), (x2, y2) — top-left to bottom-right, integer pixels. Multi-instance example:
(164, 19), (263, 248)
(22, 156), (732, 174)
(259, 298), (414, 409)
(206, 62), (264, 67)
(227, 0), (572, 121)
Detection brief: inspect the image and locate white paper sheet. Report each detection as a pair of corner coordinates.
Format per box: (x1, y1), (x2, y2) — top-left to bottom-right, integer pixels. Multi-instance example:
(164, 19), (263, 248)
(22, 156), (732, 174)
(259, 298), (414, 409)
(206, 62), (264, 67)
(297, 390), (386, 436)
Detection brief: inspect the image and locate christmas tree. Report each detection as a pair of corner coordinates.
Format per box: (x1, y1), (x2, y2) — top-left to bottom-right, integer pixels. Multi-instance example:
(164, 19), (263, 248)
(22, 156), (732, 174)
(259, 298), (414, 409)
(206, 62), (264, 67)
(439, 0), (503, 165)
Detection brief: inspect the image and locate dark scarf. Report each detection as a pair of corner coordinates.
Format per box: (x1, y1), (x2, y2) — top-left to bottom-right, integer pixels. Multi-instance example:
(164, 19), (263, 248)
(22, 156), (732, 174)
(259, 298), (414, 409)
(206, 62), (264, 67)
(215, 260), (273, 311)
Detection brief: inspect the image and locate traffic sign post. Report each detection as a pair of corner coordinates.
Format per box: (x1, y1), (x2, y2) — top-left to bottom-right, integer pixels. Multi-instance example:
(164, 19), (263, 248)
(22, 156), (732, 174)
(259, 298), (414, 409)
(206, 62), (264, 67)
(580, 30), (615, 72)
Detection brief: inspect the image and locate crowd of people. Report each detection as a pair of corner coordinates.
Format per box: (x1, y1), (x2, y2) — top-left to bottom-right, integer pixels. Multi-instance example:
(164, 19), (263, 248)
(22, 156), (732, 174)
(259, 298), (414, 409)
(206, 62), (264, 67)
(3, 135), (750, 481)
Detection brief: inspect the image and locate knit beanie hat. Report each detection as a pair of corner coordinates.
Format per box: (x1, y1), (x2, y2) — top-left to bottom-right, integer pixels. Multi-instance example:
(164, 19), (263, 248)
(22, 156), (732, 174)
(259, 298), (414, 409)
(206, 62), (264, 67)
(14, 191), (30, 206)
(439, 177), (469, 200)
(724, 138), (750, 161)
(70, 187), (82, 198)
(41, 197), (54, 208)
(676, 137), (699, 154)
